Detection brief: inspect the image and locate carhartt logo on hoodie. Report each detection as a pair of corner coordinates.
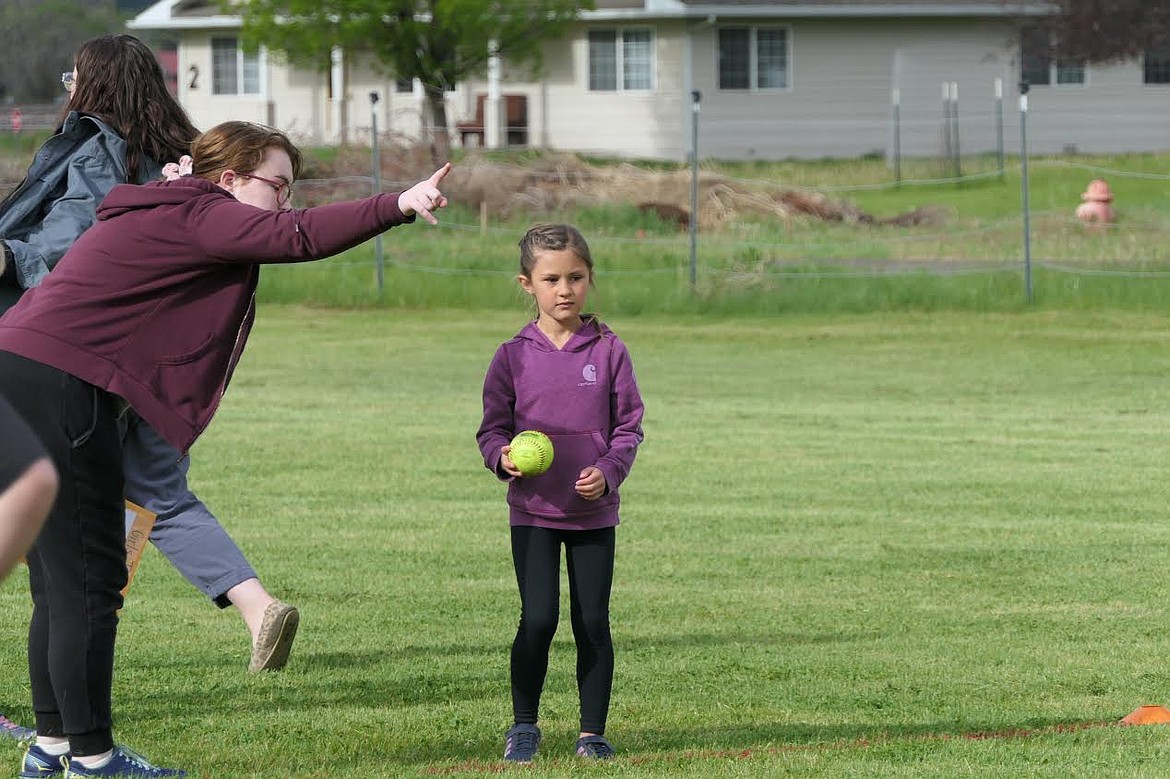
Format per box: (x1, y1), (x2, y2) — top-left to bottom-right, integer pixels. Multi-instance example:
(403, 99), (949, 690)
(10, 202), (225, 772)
(580, 364), (597, 386)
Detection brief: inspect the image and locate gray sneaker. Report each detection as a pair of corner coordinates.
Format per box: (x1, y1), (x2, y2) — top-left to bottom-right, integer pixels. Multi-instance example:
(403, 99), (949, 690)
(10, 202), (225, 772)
(0, 713), (34, 742)
(503, 723), (541, 763)
(576, 734), (615, 759)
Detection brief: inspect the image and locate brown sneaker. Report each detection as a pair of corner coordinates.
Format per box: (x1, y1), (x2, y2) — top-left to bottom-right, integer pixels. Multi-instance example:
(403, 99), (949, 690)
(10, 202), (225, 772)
(248, 600), (299, 672)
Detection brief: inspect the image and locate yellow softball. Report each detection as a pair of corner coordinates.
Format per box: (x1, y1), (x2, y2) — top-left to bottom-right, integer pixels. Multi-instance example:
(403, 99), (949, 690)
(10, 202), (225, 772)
(509, 430), (554, 477)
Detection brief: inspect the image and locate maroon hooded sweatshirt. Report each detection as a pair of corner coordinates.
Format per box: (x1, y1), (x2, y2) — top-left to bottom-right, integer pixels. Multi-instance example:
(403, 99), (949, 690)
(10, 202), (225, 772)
(0, 176), (413, 454)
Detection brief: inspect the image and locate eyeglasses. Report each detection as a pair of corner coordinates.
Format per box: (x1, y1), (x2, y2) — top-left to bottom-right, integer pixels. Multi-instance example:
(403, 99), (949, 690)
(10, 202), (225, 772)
(239, 172), (293, 206)
(61, 72), (75, 91)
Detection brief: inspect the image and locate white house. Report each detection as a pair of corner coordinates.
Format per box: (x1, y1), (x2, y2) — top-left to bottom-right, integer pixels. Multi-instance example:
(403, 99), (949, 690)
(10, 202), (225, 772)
(129, 0), (1170, 160)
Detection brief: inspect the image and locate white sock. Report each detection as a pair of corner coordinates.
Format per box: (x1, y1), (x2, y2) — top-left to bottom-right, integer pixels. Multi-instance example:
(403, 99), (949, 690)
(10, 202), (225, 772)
(35, 738), (68, 756)
(74, 750), (114, 769)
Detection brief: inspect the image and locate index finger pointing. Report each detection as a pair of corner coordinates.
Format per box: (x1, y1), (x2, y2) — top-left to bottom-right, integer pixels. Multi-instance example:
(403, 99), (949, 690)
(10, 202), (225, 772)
(428, 162), (452, 186)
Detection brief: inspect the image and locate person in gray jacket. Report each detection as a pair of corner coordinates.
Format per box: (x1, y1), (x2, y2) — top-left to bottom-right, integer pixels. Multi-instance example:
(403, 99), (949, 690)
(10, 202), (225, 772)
(0, 34), (296, 699)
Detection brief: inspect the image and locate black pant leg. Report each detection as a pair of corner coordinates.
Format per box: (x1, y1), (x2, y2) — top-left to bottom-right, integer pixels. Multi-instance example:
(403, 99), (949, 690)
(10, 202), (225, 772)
(0, 351), (124, 755)
(509, 525), (562, 725)
(565, 527), (616, 735)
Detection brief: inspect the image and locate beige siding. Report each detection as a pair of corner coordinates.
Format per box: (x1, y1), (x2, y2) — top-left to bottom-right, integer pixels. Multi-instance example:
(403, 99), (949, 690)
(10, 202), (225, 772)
(179, 37), (441, 147)
(1022, 61), (1170, 154)
(163, 14), (1170, 160)
(381, 83), (429, 144)
(451, 18), (1024, 160)
(452, 22), (691, 158)
(179, 35), (272, 131)
(689, 18), (1017, 159)
(544, 23), (688, 157)
(179, 35), (337, 141)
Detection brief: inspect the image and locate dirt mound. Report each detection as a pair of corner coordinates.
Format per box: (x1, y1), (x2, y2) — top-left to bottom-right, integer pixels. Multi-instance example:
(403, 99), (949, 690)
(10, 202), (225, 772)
(450, 154), (944, 230)
(298, 146), (946, 231)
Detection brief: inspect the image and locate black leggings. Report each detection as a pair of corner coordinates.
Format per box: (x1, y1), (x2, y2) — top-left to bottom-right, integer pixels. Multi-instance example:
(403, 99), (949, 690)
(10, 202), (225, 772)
(0, 351), (124, 756)
(0, 394), (46, 487)
(510, 525), (615, 735)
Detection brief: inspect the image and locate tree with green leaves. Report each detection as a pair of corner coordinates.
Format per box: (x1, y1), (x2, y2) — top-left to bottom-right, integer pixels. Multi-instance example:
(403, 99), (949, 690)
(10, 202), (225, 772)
(0, 0), (127, 101)
(228, 0), (594, 156)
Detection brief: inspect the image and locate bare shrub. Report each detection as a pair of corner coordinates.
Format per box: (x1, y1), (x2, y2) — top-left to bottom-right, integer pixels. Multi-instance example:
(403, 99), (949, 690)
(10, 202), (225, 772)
(297, 144), (945, 232)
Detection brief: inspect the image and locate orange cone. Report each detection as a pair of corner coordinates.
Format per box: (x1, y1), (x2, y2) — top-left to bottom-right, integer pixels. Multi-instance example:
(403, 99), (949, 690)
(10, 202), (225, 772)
(1120, 705), (1170, 725)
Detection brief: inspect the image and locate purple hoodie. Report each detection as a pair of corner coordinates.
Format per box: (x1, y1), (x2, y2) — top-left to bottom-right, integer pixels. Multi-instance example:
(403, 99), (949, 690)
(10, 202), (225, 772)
(0, 176), (413, 454)
(477, 316), (644, 530)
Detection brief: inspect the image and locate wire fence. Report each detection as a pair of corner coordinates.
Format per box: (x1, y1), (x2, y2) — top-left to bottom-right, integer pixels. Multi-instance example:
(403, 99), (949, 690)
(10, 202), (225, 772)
(5, 153), (1168, 283)
(277, 153), (1170, 294)
(5, 95), (1170, 304)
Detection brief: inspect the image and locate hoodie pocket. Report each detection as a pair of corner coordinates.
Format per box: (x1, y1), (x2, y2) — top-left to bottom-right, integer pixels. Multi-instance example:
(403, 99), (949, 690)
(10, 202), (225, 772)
(146, 331), (219, 422)
(509, 431), (608, 518)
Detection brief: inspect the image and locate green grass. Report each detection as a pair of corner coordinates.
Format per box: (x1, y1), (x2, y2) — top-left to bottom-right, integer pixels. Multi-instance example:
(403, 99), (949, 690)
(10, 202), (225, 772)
(4, 307), (1170, 777)
(1, 139), (1167, 313)
(4, 142), (1170, 774)
(264, 147), (1170, 314)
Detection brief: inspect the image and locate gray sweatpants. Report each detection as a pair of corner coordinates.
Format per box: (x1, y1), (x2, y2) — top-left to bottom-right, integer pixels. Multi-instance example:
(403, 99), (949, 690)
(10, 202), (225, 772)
(121, 412), (257, 607)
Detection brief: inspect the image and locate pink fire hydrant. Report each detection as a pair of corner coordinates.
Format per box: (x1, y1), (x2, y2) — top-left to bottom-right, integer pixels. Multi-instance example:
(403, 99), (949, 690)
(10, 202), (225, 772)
(1075, 179), (1113, 226)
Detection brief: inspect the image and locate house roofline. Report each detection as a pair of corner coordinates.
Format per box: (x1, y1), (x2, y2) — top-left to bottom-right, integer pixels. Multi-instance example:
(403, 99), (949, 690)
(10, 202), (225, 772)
(128, 0), (242, 30)
(586, 4), (1051, 21)
(129, 0), (1050, 32)
(127, 17), (241, 30)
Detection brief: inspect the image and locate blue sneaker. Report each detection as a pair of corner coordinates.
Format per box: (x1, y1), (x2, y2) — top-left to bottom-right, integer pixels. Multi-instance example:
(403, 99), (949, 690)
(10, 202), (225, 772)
(1, 713), (35, 742)
(503, 723), (541, 763)
(576, 734), (615, 759)
(63, 747), (185, 778)
(19, 744), (69, 777)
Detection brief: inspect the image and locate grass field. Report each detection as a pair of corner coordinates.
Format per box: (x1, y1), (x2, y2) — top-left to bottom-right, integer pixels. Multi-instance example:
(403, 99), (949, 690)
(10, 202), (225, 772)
(257, 146), (1170, 315)
(3, 306), (1170, 777)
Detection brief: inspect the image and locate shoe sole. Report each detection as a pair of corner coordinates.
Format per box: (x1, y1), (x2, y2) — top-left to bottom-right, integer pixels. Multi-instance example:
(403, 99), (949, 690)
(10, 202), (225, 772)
(249, 604), (299, 672)
(504, 753), (537, 763)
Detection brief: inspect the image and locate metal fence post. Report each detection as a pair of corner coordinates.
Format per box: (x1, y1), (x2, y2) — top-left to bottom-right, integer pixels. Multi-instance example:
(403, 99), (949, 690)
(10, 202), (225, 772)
(950, 82), (961, 180)
(942, 82), (952, 177)
(370, 91), (384, 294)
(994, 77), (1005, 178)
(892, 87), (902, 185)
(1018, 81), (1033, 303)
(689, 89), (701, 290)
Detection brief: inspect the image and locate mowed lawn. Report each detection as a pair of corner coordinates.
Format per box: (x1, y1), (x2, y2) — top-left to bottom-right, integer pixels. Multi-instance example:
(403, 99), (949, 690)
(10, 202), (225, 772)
(3, 306), (1170, 777)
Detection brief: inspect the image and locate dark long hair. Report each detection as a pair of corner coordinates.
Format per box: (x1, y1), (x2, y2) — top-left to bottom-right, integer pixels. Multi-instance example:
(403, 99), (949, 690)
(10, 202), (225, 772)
(60, 34), (198, 183)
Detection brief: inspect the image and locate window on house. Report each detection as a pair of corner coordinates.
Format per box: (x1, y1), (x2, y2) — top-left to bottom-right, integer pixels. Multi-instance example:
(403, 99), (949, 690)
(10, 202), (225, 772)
(1019, 27), (1050, 85)
(588, 29), (654, 91)
(1019, 26), (1084, 86)
(719, 27), (789, 90)
(1054, 57), (1085, 84)
(1144, 49), (1170, 83)
(395, 77), (414, 93)
(212, 37), (261, 95)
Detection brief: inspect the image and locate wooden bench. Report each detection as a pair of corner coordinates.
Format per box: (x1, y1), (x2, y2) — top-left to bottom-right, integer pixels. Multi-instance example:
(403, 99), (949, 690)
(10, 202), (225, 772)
(456, 93), (528, 147)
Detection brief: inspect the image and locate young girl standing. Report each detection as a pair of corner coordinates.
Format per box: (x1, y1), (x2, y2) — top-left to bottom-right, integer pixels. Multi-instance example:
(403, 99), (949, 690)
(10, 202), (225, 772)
(476, 224), (645, 763)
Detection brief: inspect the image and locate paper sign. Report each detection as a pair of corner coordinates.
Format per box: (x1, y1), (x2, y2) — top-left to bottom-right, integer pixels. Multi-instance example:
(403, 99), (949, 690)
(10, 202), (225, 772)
(22, 501), (157, 598)
(122, 500), (157, 597)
